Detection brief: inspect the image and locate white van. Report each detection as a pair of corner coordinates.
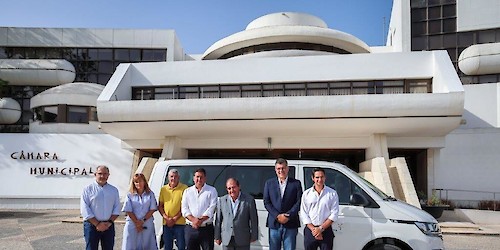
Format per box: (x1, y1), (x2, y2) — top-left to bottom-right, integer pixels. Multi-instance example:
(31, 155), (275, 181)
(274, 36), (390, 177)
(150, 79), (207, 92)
(149, 159), (444, 250)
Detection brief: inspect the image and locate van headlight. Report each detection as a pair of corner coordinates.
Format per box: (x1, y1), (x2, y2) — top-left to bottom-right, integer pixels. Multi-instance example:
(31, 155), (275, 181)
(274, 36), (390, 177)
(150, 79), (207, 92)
(414, 222), (442, 237)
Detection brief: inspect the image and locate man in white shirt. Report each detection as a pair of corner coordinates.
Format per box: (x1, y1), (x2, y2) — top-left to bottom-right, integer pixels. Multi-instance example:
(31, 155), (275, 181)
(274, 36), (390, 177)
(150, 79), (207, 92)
(300, 167), (339, 250)
(181, 168), (218, 250)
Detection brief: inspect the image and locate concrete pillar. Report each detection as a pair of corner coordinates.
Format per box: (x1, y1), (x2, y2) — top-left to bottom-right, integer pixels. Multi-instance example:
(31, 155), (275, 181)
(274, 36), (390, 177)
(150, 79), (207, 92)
(366, 134), (390, 165)
(359, 157), (395, 197)
(389, 157), (421, 208)
(161, 137), (187, 159)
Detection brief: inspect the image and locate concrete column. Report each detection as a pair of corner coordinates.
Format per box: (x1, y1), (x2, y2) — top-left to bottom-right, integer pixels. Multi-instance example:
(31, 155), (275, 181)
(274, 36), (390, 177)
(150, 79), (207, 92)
(365, 134), (390, 165)
(161, 137), (187, 159)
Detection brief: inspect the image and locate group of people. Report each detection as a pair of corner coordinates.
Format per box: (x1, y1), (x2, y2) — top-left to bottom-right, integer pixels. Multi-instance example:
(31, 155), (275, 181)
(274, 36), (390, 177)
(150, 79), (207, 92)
(80, 158), (340, 250)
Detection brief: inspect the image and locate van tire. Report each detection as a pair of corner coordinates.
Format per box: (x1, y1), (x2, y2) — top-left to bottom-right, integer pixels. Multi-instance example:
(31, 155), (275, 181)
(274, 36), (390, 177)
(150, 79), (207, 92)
(368, 244), (403, 250)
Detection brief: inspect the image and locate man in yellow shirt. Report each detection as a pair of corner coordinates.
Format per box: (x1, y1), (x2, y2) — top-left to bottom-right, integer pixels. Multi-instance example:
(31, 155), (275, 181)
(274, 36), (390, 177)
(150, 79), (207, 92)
(159, 169), (188, 250)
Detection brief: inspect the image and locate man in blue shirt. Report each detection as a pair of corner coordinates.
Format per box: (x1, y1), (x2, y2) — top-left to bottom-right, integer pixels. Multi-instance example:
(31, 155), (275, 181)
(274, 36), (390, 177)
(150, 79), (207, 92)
(80, 165), (121, 250)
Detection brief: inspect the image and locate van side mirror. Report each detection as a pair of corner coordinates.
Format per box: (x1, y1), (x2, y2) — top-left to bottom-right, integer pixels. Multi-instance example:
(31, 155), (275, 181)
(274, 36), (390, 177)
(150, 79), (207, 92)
(350, 193), (370, 207)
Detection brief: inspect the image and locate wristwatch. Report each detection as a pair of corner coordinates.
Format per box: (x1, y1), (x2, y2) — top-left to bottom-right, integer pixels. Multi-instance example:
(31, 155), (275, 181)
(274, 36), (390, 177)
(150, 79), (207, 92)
(107, 219), (114, 224)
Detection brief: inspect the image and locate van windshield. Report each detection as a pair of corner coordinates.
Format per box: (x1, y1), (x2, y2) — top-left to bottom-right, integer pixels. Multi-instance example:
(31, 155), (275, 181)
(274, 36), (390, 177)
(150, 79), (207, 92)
(357, 174), (389, 199)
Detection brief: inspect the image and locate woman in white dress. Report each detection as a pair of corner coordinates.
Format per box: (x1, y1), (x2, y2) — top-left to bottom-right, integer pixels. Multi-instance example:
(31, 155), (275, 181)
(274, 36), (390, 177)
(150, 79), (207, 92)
(122, 173), (158, 250)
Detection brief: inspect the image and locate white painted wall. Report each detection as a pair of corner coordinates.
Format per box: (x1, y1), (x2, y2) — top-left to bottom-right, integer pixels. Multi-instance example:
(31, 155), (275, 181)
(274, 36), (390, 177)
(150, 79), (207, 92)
(0, 133), (134, 209)
(386, 0), (410, 52)
(432, 83), (500, 203)
(457, 0), (500, 32)
(461, 83), (500, 128)
(433, 128), (500, 202)
(0, 27), (174, 50)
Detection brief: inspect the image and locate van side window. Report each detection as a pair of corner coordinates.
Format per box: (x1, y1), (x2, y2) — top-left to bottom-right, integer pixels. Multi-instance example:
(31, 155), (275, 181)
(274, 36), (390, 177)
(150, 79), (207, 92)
(303, 167), (362, 205)
(165, 165), (295, 199)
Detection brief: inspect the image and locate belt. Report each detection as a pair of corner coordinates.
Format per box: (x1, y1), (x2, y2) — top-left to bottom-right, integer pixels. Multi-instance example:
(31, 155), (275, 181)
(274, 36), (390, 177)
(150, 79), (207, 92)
(187, 222), (213, 228)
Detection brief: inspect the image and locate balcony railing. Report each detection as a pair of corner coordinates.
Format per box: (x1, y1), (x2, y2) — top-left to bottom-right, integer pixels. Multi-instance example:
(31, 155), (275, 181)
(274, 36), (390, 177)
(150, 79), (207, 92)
(132, 79), (432, 100)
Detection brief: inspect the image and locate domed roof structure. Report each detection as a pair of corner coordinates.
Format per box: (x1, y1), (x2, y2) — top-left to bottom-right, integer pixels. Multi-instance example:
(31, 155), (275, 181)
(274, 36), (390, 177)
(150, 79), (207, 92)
(202, 12), (370, 60)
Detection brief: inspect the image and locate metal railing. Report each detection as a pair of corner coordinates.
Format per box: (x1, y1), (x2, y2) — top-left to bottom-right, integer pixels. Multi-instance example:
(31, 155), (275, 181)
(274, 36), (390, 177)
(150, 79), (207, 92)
(433, 188), (500, 210)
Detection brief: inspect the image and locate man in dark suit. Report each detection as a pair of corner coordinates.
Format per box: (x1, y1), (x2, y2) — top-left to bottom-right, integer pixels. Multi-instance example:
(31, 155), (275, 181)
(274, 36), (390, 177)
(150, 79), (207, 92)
(215, 178), (259, 250)
(263, 158), (302, 250)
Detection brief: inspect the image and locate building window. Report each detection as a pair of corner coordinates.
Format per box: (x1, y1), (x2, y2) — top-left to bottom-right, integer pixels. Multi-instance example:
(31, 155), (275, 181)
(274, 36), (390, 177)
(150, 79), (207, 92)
(411, 0), (500, 84)
(67, 106), (89, 123)
(132, 79), (433, 100)
(0, 47), (167, 85)
(42, 106), (59, 123)
(33, 105), (95, 124)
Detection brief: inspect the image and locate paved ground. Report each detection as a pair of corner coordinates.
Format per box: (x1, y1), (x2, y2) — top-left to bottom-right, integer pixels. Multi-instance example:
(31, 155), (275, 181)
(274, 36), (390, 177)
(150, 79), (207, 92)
(0, 209), (123, 250)
(1, 209), (500, 250)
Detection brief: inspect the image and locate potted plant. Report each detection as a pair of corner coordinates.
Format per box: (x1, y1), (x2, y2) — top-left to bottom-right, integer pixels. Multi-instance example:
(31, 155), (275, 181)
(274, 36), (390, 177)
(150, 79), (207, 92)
(421, 191), (449, 219)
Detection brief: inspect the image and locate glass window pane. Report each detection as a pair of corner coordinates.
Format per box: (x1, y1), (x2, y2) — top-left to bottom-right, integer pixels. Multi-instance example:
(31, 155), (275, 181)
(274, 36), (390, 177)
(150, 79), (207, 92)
(78, 48), (88, 60)
(36, 48), (46, 59)
(0, 48), (7, 59)
(443, 33), (456, 48)
(479, 30), (495, 43)
(98, 61), (113, 72)
(458, 32), (474, 47)
(11, 48), (25, 59)
(443, 19), (456, 33)
(443, 5), (456, 17)
(25, 48), (37, 59)
(98, 74), (112, 84)
(412, 8), (427, 22)
(411, 22), (427, 36)
(478, 75), (498, 84)
(412, 36), (428, 50)
(429, 35), (442, 49)
(46, 48), (61, 58)
(428, 6), (441, 19)
(114, 49), (129, 61)
(130, 49), (141, 61)
(43, 106), (58, 123)
(88, 49), (98, 60)
(98, 49), (112, 60)
(429, 20), (441, 34)
(303, 167), (352, 205)
(67, 106), (89, 123)
(411, 0), (427, 8)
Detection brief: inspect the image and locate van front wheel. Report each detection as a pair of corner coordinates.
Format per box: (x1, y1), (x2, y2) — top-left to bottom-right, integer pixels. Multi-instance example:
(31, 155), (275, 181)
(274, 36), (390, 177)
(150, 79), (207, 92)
(368, 244), (402, 250)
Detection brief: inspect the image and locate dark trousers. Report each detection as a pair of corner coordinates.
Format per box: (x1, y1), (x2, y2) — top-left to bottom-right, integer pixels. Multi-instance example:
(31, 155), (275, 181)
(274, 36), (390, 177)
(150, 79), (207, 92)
(83, 220), (115, 250)
(185, 224), (214, 250)
(223, 236), (250, 250)
(304, 226), (334, 250)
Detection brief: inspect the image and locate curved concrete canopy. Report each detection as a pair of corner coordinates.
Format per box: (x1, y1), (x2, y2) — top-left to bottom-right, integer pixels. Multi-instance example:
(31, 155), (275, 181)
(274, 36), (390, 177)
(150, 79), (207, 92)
(202, 12), (370, 60)
(0, 97), (21, 124)
(459, 42), (500, 75)
(30, 82), (104, 108)
(0, 59), (75, 86)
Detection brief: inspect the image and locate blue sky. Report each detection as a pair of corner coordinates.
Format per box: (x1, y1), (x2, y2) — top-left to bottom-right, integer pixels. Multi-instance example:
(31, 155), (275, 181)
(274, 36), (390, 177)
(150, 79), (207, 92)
(1, 0), (393, 54)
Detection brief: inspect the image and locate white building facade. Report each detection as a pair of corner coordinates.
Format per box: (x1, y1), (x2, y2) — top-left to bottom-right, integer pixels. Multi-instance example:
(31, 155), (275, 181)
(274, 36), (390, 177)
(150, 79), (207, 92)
(0, 0), (498, 209)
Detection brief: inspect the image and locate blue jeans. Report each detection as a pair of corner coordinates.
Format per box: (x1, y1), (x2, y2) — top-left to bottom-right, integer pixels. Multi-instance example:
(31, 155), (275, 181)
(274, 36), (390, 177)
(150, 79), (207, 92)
(269, 226), (298, 250)
(163, 224), (186, 250)
(83, 220), (115, 250)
